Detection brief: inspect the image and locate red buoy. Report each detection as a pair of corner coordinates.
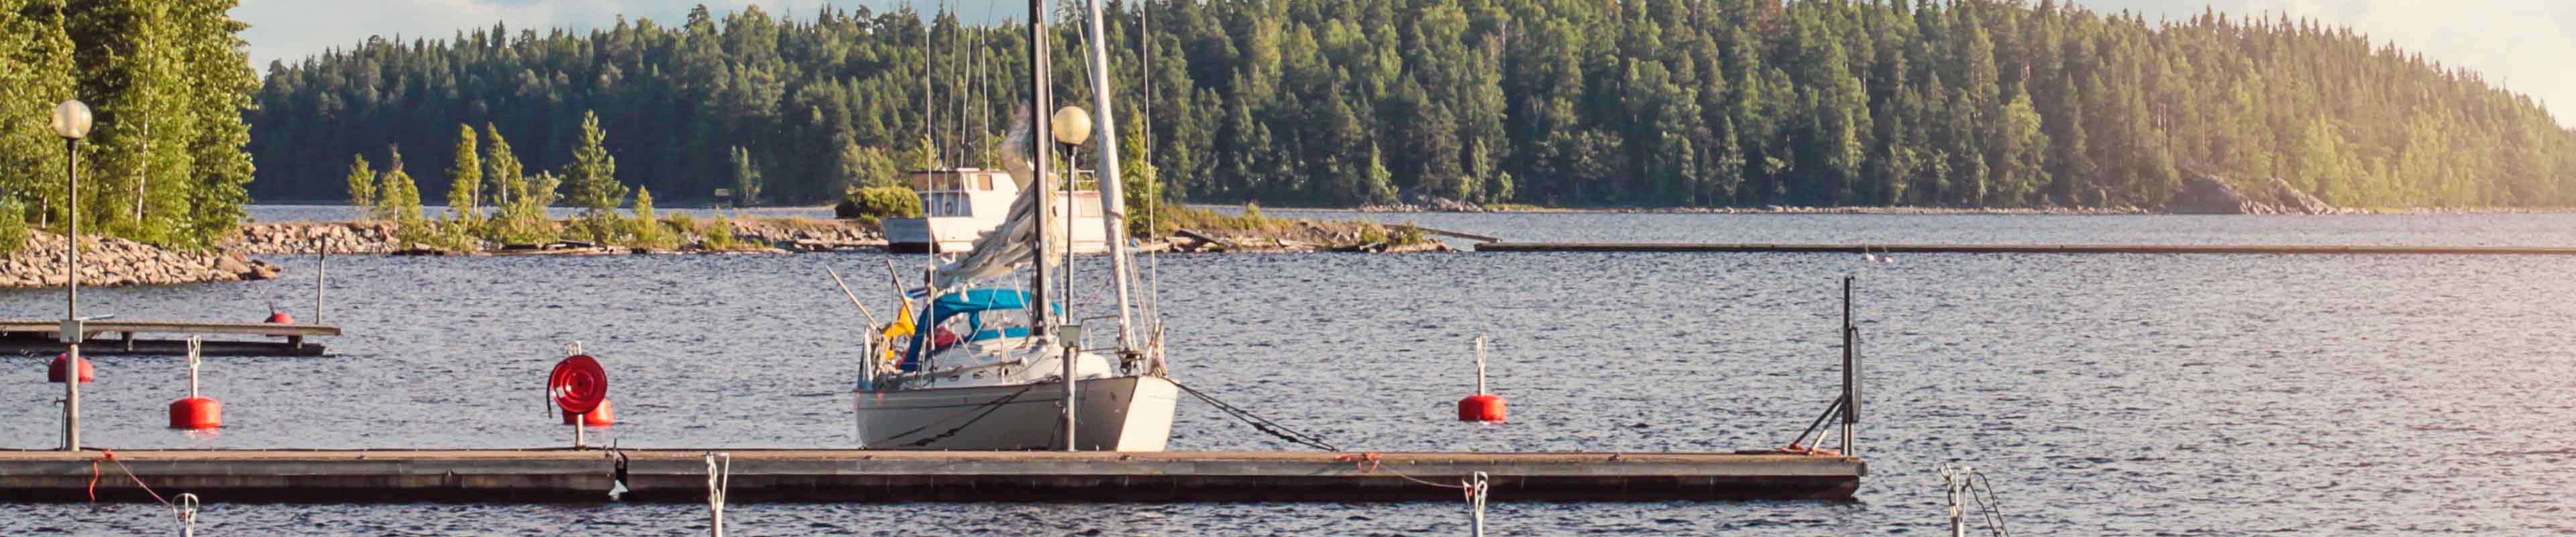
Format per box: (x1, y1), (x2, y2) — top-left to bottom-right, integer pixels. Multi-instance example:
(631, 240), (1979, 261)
(46, 353), (93, 383)
(561, 398), (615, 426)
(168, 397), (222, 430)
(1458, 393), (1507, 422)
(264, 311), (293, 324)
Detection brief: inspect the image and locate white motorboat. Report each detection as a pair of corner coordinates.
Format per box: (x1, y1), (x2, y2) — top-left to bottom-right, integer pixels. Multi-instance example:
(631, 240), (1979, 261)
(883, 168), (1110, 255)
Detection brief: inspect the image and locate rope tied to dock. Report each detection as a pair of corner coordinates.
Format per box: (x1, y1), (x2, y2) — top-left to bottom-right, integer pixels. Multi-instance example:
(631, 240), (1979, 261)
(1169, 379), (1339, 451)
(89, 450), (174, 506)
(1334, 452), (1470, 491)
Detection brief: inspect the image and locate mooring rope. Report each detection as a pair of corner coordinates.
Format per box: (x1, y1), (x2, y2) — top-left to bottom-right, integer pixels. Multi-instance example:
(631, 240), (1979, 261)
(1167, 379), (1339, 451)
(89, 450), (174, 506)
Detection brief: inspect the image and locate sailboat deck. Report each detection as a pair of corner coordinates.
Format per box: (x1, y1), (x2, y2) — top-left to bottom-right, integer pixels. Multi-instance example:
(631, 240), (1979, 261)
(0, 449), (1862, 503)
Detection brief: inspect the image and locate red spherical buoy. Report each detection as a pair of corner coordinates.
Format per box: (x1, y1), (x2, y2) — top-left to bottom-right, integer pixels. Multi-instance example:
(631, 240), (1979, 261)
(168, 397), (223, 430)
(264, 311), (293, 324)
(46, 353), (93, 383)
(1457, 393), (1507, 422)
(562, 398), (615, 426)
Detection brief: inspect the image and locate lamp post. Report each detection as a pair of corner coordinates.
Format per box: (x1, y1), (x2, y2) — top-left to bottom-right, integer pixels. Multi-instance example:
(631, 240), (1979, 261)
(1049, 106), (1087, 452)
(51, 99), (90, 452)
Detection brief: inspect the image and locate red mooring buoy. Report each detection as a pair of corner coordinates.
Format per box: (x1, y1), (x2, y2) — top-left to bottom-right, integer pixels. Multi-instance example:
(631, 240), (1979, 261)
(168, 338), (222, 430)
(264, 311), (293, 324)
(1457, 393), (1507, 422)
(1457, 336), (1506, 422)
(46, 353), (93, 383)
(561, 398), (615, 426)
(169, 397), (222, 430)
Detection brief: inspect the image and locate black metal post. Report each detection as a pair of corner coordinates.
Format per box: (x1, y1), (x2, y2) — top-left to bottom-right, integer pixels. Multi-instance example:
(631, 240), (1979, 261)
(1840, 276), (1858, 454)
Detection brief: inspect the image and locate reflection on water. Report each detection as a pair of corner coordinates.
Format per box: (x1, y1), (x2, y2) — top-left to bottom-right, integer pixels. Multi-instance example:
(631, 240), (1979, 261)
(4, 210), (2571, 534)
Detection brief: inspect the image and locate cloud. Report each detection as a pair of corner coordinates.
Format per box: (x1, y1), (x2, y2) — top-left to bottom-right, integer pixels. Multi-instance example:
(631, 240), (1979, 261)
(2069, 0), (2574, 125)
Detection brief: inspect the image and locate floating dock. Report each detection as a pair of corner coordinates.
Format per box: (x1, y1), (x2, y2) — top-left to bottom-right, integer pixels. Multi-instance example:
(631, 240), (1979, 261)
(0, 450), (1862, 503)
(0, 319), (339, 356)
(1476, 242), (2576, 256)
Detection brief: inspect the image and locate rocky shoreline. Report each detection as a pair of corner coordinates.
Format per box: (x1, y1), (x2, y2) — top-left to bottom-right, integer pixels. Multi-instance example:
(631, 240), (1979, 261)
(0, 232), (278, 289)
(224, 217), (885, 256)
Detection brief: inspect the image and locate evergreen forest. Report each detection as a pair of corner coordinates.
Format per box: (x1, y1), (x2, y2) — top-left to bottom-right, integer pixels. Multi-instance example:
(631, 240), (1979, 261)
(230, 0), (2576, 210)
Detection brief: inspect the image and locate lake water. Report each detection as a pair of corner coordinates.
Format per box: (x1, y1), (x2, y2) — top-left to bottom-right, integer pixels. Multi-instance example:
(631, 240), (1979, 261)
(5, 209), (2574, 534)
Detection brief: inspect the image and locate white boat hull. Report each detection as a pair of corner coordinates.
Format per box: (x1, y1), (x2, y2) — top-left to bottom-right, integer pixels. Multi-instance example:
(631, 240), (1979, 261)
(855, 375), (1177, 451)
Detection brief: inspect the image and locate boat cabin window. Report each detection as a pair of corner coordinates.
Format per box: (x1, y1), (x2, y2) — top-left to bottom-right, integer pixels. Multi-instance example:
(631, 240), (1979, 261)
(923, 192), (971, 217)
(1073, 193), (1102, 217)
(977, 174), (995, 191)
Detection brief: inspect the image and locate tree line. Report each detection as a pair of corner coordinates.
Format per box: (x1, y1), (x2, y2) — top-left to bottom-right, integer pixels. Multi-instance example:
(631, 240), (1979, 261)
(0, 0), (256, 248)
(247, 0), (2576, 210)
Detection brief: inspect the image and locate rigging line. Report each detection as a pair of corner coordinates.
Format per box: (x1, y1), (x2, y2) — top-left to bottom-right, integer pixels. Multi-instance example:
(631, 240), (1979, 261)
(953, 0), (969, 169)
(1168, 379), (1340, 451)
(918, 0), (933, 168)
(864, 382), (1040, 448)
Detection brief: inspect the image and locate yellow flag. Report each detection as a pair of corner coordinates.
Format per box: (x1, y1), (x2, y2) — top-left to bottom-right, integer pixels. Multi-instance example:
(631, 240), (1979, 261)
(879, 298), (917, 340)
(877, 299), (916, 366)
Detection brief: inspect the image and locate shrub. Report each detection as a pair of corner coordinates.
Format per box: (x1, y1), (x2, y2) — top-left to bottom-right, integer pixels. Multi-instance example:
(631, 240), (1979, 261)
(623, 187), (677, 249)
(0, 200), (27, 254)
(702, 216), (741, 250)
(836, 186), (922, 219)
(1390, 221), (1430, 246)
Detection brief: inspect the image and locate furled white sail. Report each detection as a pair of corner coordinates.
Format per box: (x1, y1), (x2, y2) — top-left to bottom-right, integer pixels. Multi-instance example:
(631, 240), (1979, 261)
(933, 112), (1061, 289)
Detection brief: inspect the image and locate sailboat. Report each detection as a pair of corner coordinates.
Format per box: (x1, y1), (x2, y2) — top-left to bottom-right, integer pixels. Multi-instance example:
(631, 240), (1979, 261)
(852, 0), (1176, 451)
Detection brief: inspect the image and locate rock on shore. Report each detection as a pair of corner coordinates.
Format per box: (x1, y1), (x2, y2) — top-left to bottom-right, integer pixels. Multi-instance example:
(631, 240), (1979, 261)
(226, 221), (402, 254)
(226, 218), (885, 255)
(2165, 173), (2348, 215)
(0, 232), (279, 289)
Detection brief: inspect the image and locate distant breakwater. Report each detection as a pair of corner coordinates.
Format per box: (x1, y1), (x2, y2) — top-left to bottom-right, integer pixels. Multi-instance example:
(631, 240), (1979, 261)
(225, 218), (883, 256)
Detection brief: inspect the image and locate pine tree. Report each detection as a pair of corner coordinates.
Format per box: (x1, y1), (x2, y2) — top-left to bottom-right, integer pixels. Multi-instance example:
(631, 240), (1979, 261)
(561, 111), (627, 242)
(343, 154), (376, 213)
(445, 124), (481, 222)
(482, 124), (521, 208)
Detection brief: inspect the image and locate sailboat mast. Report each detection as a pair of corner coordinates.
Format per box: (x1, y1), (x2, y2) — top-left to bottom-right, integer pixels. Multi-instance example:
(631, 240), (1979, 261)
(1025, 0), (1055, 340)
(1083, 0), (1140, 352)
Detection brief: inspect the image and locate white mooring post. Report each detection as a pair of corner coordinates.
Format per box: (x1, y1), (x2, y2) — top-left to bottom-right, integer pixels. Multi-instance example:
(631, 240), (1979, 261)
(706, 451), (731, 537)
(1940, 464), (1980, 537)
(1472, 335), (1489, 395)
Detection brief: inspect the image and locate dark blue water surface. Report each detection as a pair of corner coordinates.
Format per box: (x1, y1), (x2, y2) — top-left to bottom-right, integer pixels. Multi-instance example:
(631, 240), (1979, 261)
(5, 209), (2574, 535)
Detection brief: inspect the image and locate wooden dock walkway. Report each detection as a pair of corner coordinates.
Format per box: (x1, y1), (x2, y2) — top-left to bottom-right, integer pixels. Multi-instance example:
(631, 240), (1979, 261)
(0, 450), (1863, 503)
(0, 319), (340, 356)
(1476, 242), (2576, 256)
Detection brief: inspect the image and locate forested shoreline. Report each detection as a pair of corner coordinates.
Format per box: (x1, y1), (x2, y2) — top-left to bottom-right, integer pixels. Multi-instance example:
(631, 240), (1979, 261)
(250, 0), (2575, 211)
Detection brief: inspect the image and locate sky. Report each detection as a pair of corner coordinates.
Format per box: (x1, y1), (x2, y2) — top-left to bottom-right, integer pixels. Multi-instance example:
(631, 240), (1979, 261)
(234, 0), (2576, 125)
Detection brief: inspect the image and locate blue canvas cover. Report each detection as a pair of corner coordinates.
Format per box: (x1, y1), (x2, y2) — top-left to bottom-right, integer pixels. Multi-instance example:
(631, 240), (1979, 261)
(898, 289), (1056, 371)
